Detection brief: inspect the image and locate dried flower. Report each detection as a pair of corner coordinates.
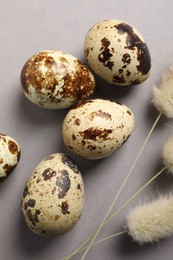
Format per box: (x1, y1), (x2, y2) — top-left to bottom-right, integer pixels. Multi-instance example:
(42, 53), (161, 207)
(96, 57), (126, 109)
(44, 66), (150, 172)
(127, 194), (173, 244)
(162, 135), (173, 173)
(152, 66), (173, 118)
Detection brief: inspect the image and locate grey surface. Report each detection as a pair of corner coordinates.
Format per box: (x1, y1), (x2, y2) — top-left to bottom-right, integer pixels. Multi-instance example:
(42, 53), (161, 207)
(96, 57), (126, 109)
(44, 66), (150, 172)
(1, 0), (173, 259)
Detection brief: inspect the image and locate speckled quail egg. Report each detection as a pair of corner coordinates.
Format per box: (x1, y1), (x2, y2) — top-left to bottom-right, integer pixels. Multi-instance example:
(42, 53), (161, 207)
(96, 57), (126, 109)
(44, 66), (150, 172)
(84, 19), (151, 86)
(21, 153), (84, 236)
(21, 50), (96, 109)
(0, 134), (20, 181)
(62, 99), (135, 159)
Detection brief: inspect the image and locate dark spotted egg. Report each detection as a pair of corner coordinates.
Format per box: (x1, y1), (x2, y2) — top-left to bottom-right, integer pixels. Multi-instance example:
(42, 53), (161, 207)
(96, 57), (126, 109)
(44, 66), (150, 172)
(84, 20), (151, 86)
(21, 50), (95, 109)
(62, 99), (135, 159)
(21, 153), (84, 236)
(0, 134), (20, 181)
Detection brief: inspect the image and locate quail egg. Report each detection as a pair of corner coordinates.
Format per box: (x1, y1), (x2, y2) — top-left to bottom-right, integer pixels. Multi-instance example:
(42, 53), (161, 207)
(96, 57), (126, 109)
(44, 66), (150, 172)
(62, 99), (135, 159)
(21, 50), (96, 109)
(84, 19), (151, 86)
(0, 134), (20, 181)
(21, 153), (84, 236)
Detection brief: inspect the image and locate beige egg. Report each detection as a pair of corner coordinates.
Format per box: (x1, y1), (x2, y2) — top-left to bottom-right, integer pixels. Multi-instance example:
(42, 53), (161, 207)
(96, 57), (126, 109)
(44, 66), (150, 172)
(21, 50), (95, 109)
(62, 99), (135, 159)
(21, 153), (84, 236)
(0, 134), (20, 181)
(84, 19), (151, 86)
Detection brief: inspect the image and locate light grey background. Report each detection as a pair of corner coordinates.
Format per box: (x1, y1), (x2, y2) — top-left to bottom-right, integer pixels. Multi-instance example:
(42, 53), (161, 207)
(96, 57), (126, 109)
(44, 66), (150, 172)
(1, 0), (173, 259)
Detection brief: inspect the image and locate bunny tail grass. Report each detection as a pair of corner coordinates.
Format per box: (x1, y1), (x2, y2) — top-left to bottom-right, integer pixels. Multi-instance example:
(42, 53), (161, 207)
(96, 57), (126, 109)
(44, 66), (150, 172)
(152, 65), (173, 118)
(127, 193), (173, 244)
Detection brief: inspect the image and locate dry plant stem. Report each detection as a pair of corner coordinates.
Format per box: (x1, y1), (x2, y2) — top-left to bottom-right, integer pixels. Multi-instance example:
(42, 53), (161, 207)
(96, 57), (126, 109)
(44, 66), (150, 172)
(80, 112), (162, 259)
(64, 166), (166, 259)
(72, 230), (128, 256)
(104, 166), (166, 225)
(62, 231), (127, 260)
(90, 230), (127, 247)
(64, 235), (92, 260)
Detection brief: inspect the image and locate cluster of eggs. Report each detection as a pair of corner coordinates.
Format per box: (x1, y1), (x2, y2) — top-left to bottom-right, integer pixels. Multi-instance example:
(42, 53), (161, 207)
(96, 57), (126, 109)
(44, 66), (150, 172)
(1, 20), (151, 236)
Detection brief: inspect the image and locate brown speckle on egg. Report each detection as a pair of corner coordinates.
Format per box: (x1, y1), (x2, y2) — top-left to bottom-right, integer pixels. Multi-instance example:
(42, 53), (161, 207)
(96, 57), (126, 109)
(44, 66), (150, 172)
(8, 140), (18, 154)
(122, 53), (131, 65)
(77, 183), (82, 191)
(27, 199), (36, 208)
(79, 128), (113, 141)
(84, 48), (90, 57)
(113, 74), (126, 84)
(119, 69), (123, 74)
(0, 134), (6, 137)
(0, 159), (3, 164)
(75, 99), (94, 109)
(87, 144), (97, 150)
(61, 201), (70, 215)
(56, 170), (71, 199)
(55, 215), (60, 221)
(75, 118), (80, 126)
(24, 203), (28, 210)
(98, 37), (114, 70)
(52, 187), (56, 195)
(42, 168), (56, 180)
(72, 134), (76, 140)
(36, 177), (41, 184)
(127, 110), (132, 115)
(35, 210), (41, 215)
(122, 134), (131, 144)
(26, 209), (39, 226)
(61, 154), (80, 174)
(89, 110), (112, 120)
(23, 186), (30, 198)
(44, 155), (55, 161)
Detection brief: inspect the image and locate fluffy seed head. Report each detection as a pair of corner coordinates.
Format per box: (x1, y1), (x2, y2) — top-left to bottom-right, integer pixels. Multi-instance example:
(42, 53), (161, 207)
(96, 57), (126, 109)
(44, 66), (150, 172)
(152, 66), (173, 118)
(127, 194), (173, 244)
(162, 135), (173, 173)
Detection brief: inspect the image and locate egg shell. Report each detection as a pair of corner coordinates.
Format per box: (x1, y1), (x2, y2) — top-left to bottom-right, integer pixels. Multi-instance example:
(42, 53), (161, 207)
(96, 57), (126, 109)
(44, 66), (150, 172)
(62, 99), (135, 159)
(0, 134), (21, 181)
(84, 19), (151, 86)
(21, 153), (84, 236)
(21, 50), (96, 109)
